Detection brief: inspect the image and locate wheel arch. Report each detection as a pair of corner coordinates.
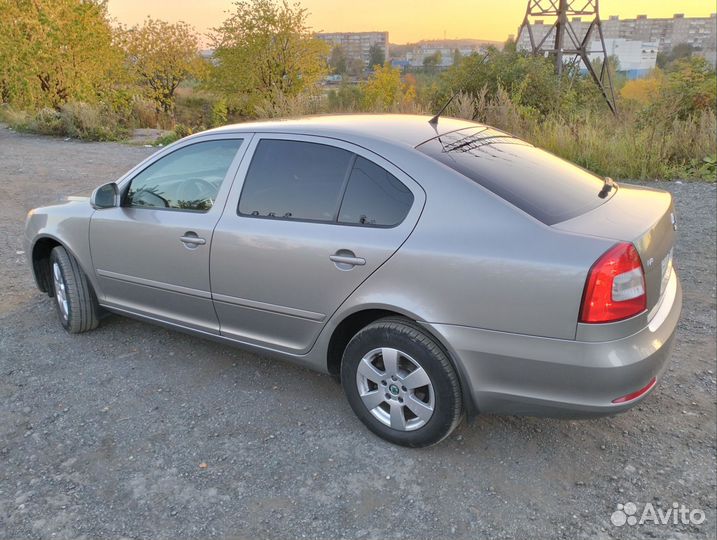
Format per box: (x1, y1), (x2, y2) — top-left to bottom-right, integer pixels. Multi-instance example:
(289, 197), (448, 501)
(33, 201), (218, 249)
(325, 306), (477, 418)
(31, 236), (62, 294)
(31, 235), (97, 298)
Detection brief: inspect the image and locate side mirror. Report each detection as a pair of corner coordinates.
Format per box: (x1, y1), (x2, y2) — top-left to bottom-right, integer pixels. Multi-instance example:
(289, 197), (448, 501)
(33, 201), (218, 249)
(90, 182), (119, 209)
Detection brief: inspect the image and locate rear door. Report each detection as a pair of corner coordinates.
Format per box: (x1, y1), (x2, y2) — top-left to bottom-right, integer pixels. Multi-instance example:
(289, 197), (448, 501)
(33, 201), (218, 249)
(210, 134), (425, 353)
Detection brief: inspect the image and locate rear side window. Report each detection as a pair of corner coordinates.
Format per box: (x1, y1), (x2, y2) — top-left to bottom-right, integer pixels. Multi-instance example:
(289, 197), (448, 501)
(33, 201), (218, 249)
(238, 140), (353, 221)
(338, 156), (414, 226)
(239, 139), (414, 227)
(416, 128), (608, 225)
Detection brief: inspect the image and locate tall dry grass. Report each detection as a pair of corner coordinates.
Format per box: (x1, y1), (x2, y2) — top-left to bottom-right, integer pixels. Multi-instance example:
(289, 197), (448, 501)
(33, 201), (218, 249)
(2, 84), (714, 180)
(435, 90), (716, 180)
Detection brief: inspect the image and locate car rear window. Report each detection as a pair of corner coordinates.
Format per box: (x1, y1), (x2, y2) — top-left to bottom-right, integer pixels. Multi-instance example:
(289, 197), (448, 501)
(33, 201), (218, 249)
(416, 127), (609, 225)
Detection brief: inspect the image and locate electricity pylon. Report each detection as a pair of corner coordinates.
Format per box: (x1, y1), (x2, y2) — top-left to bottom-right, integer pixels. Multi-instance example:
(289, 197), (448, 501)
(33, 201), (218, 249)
(517, 0), (617, 115)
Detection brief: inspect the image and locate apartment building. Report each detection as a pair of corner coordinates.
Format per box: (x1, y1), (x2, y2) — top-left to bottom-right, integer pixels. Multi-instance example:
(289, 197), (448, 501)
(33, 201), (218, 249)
(601, 13), (716, 53)
(517, 13), (716, 57)
(316, 32), (389, 67)
(405, 44), (484, 68)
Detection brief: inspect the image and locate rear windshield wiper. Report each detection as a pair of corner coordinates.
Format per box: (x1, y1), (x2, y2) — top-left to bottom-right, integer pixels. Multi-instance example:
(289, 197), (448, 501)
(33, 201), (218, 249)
(598, 177), (617, 199)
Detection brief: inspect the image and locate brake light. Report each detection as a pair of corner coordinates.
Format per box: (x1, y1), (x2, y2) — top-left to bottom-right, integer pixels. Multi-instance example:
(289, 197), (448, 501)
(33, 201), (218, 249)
(580, 242), (647, 323)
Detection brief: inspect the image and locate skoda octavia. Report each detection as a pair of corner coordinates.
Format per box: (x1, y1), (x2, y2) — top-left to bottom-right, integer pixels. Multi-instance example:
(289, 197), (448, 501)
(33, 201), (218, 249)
(25, 115), (681, 447)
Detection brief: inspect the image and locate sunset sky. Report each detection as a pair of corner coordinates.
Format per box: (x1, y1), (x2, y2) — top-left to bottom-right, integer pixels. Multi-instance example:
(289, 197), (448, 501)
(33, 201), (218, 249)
(107, 0), (716, 44)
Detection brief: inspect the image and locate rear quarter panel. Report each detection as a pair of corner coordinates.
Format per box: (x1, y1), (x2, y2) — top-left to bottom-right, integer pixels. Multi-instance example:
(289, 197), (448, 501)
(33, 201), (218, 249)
(554, 184), (675, 312)
(320, 151), (616, 341)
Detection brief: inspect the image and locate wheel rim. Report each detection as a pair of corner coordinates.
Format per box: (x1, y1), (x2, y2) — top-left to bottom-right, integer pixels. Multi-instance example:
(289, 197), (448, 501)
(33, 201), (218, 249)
(52, 262), (69, 321)
(355, 347), (435, 431)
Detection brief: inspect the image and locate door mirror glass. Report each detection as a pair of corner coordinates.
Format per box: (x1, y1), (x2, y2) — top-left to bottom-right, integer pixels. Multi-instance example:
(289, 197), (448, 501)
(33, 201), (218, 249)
(91, 182), (119, 209)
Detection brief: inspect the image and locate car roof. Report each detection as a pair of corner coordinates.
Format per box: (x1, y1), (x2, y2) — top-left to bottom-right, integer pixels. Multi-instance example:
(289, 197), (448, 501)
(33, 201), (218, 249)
(206, 114), (481, 148)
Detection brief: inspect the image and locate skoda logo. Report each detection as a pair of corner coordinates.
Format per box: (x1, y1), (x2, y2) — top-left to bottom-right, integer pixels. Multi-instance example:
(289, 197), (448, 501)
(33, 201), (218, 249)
(389, 384), (400, 396)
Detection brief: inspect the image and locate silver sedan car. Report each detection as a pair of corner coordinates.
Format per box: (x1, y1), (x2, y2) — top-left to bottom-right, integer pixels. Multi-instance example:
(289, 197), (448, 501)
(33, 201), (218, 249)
(25, 115), (682, 447)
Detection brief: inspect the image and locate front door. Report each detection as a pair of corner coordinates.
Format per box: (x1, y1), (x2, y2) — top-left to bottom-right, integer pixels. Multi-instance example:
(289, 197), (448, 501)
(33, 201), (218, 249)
(90, 137), (247, 333)
(210, 135), (424, 353)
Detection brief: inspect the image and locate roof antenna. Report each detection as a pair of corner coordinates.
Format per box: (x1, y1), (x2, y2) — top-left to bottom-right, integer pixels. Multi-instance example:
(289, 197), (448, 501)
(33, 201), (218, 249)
(428, 91), (459, 125)
(429, 54), (488, 125)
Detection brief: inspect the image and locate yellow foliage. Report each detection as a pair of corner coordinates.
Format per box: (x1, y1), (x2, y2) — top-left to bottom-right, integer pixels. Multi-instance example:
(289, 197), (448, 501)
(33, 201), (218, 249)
(0, 0), (124, 109)
(209, 0), (329, 115)
(362, 64), (414, 111)
(620, 71), (665, 106)
(119, 18), (206, 114)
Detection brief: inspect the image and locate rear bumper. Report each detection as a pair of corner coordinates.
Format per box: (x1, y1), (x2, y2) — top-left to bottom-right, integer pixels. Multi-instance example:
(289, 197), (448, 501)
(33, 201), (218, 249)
(425, 271), (682, 418)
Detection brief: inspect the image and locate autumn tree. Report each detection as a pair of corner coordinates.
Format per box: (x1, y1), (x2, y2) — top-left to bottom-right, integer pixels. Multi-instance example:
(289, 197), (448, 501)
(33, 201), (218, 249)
(329, 45), (348, 75)
(120, 18), (206, 114)
(209, 0), (329, 114)
(422, 51), (442, 73)
(620, 70), (665, 107)
(368, 43), (385, 69)
(362, 64), (416, 111)
(663, 57), (717, 116)
(0, 0), (123, 109)
(346, 58), (366, 78)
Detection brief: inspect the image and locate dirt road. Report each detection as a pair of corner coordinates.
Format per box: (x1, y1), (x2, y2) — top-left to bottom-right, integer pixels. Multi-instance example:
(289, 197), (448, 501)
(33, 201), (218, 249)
(1, 126), (715, 539)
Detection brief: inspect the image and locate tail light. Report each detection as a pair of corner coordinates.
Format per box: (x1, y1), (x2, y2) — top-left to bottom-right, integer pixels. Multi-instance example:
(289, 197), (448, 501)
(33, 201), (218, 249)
(580, 242), (647, 323)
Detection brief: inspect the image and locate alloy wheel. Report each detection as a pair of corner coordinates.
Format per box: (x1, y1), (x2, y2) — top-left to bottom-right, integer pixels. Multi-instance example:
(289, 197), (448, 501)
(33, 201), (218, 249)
(355, 347), (435, 431)
(53, 262), (69, 321)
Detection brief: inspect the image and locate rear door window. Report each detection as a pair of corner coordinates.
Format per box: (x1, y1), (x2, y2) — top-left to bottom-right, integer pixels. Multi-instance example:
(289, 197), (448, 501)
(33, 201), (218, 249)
(238, 139), (414, 227)
(416, 128), (609, 225)
(238, 139), (353, 222)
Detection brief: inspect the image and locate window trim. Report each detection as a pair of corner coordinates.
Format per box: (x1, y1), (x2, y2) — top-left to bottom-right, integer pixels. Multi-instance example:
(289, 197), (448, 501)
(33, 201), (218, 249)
(236, 137), (415, 229)
(120, 136), (247, 215)
(332, 154), (357, 222)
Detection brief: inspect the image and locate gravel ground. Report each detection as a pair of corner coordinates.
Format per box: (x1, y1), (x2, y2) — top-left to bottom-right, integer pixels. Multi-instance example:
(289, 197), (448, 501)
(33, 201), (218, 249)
(0, 126), (715, 540)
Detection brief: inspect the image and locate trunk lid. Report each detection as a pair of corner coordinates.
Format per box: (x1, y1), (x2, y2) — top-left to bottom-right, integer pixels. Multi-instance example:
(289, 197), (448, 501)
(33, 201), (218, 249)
(553, 184), (676, 312)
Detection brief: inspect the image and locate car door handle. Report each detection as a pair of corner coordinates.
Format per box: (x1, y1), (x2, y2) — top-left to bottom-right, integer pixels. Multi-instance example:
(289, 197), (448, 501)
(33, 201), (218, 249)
(330, 253), (366, 267)
(180, 233), (206, 246)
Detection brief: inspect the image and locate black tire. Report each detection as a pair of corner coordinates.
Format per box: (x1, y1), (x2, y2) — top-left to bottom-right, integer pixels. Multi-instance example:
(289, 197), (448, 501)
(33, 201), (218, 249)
(49, 246), (100, 333)
(341, 317), (463, 447)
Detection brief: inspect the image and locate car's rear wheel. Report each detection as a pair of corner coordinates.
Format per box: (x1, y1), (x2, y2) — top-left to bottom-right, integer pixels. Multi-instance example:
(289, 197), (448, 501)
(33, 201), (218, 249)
(341, 317), (463, 447)
(49, 246), (100, 333)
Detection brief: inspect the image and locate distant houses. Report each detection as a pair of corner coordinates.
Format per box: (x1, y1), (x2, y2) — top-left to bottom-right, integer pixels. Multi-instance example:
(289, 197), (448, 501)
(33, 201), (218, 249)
(517, 13), (717, 77)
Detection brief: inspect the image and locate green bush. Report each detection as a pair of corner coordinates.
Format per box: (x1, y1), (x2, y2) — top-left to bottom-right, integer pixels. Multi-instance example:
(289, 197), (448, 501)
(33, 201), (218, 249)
(174, 123), (192, 138)
(59, 102), (126, 141)
(31, 107), (65, 135)
(154, 123), (193, 146)
(174, 89), (223, 130)
(130, 96), (159, 128)
(327, 84), (364, 111)
(0, 106), (31, 128)
(211, 98), (228, 127)
(1, 102), (126, 140)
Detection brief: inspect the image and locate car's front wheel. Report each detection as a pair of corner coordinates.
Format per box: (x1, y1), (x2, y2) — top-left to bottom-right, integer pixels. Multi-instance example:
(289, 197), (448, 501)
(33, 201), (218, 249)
(49, 246), (101, 333)
(341, 317), (463, 447)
